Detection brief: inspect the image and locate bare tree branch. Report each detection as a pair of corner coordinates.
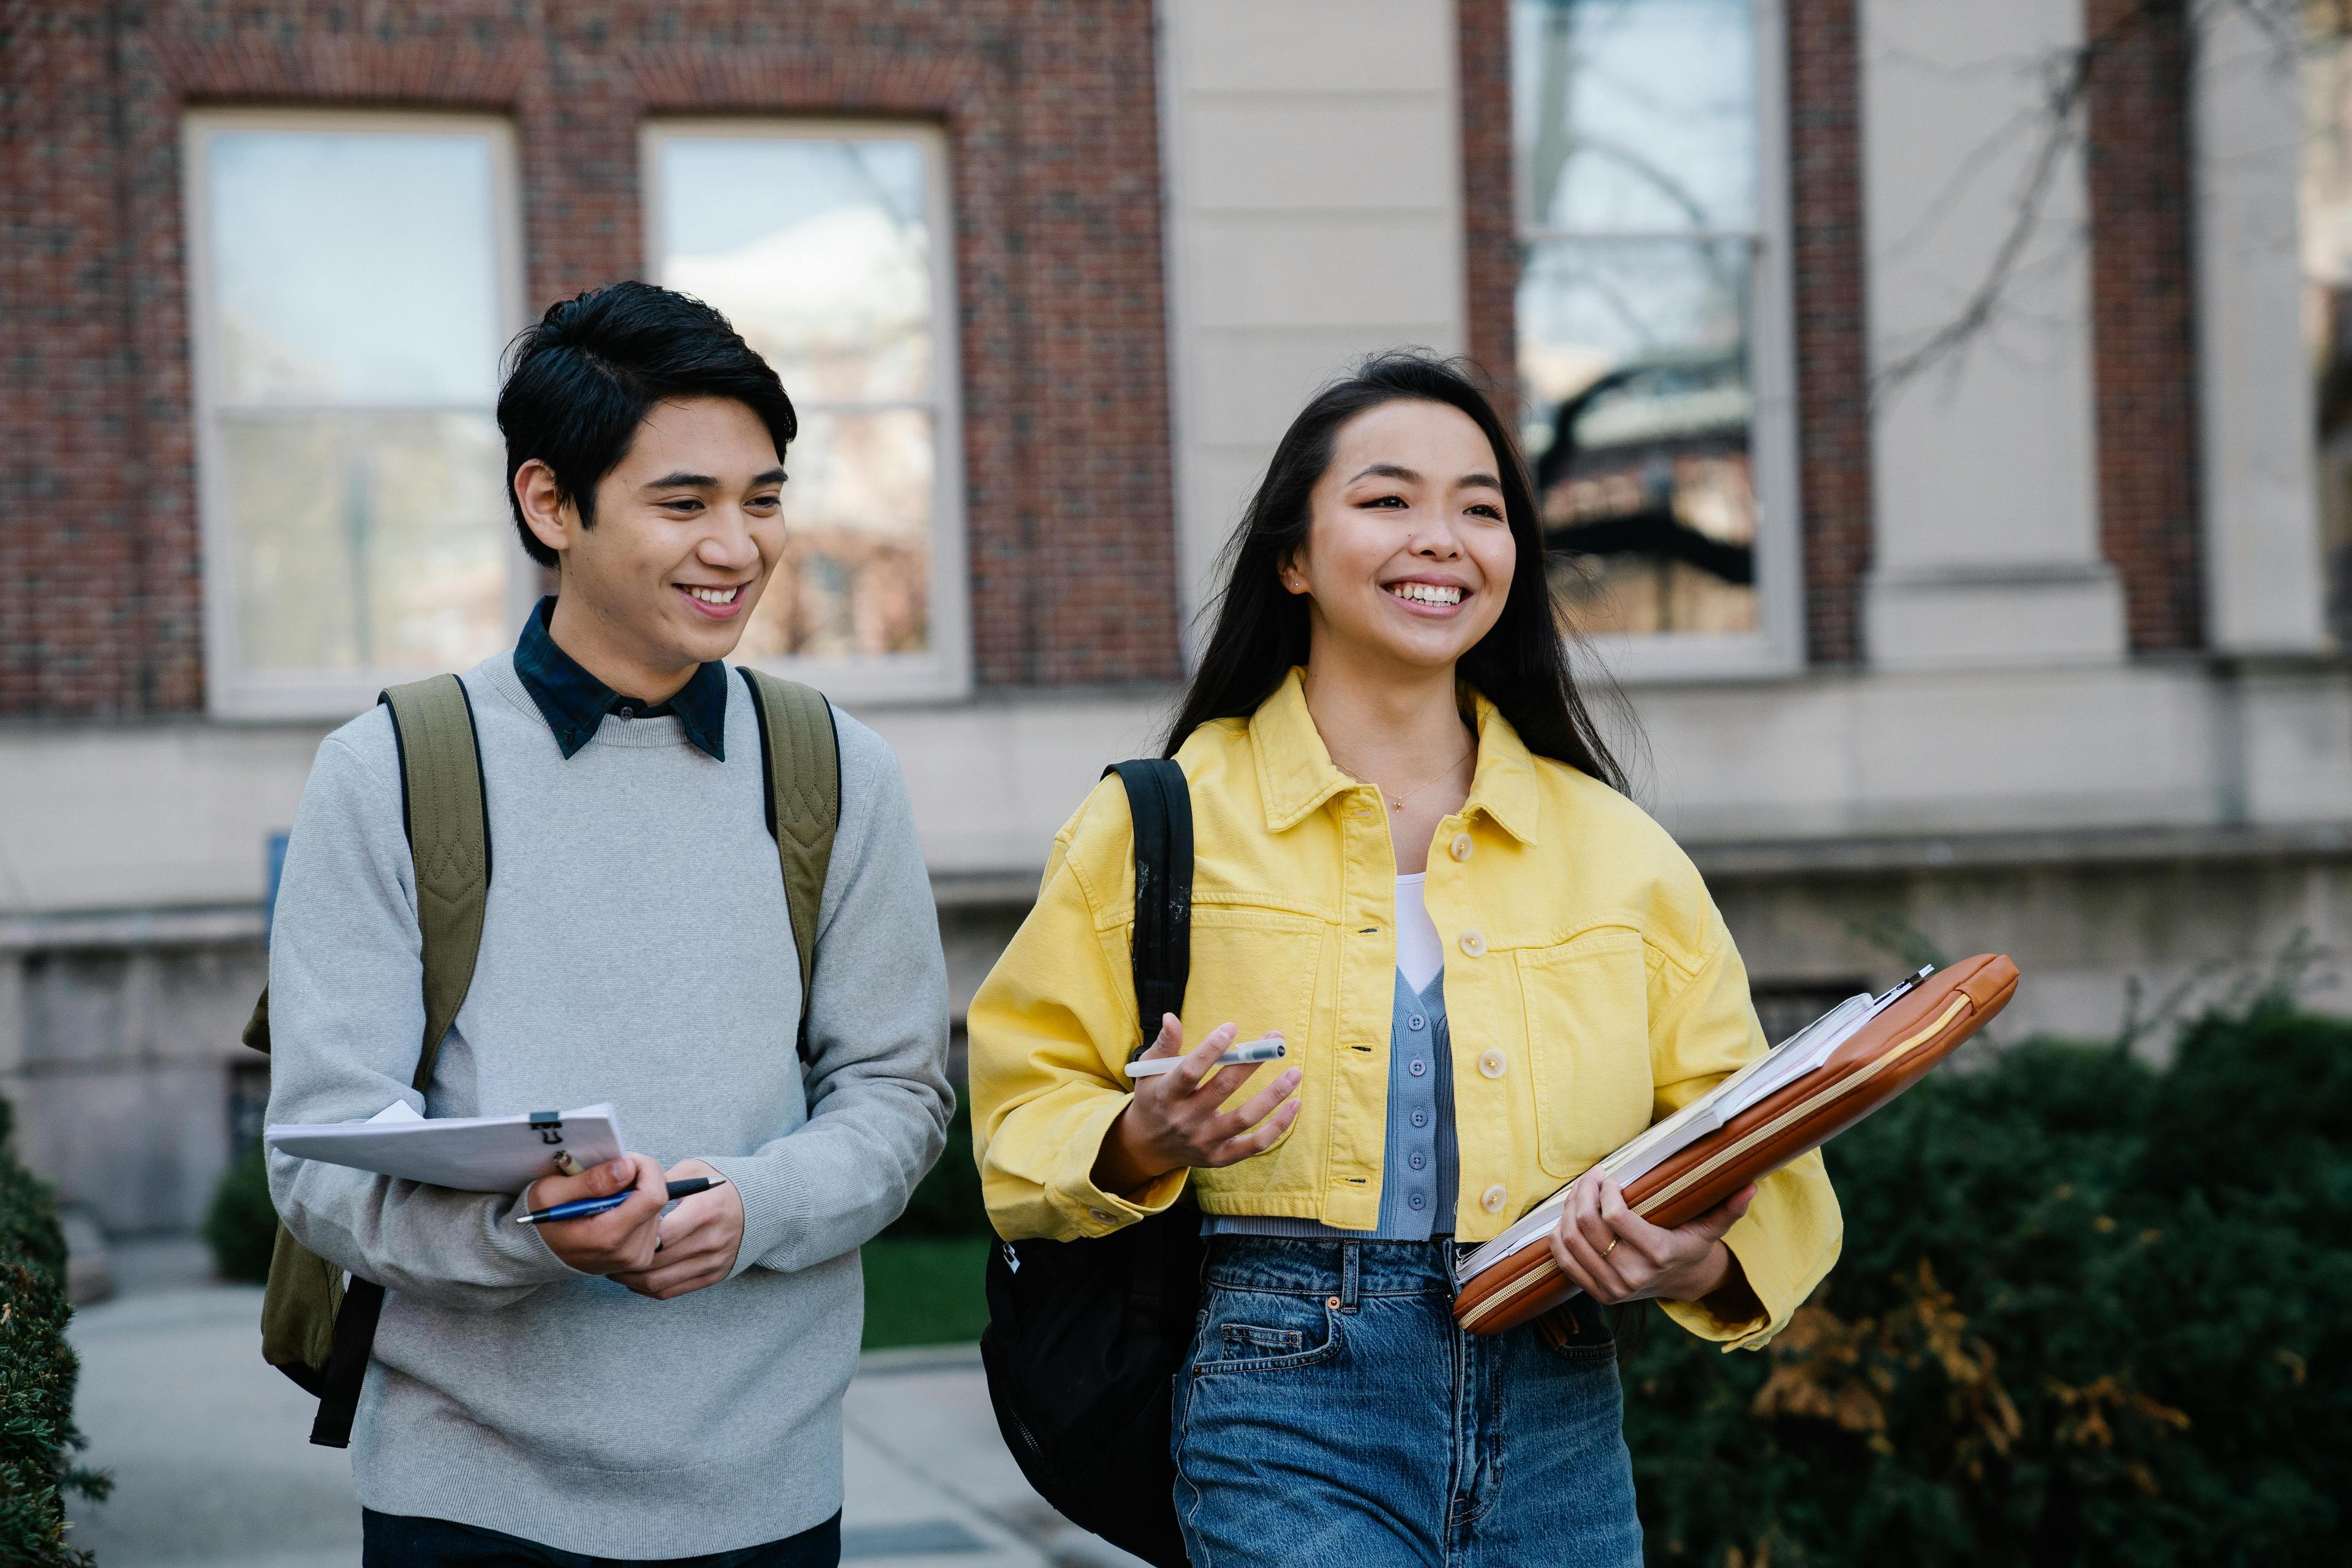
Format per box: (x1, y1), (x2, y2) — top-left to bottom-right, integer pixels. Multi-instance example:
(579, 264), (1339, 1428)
(1870, 0), (2301, 404)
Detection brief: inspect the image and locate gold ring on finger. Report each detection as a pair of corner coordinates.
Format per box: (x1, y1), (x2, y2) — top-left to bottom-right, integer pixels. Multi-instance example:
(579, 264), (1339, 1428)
(1603, 1238), (1619, 1257)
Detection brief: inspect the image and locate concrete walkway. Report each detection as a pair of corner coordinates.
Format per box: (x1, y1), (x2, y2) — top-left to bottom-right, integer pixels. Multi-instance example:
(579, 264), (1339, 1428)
(64, 1280), (1145, 1568)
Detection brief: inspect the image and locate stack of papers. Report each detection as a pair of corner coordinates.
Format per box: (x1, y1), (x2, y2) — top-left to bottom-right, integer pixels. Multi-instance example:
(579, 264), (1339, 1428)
(264, 1102), (628, 1194)
(1457, 970), (1928, 1286)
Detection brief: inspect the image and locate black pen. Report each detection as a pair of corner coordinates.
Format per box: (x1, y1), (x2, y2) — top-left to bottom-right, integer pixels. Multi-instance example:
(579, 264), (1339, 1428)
(515, 1176), (728, 1225)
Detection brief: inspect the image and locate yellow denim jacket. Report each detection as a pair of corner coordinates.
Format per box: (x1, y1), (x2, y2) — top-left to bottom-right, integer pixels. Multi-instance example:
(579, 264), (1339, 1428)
(967, 669), (1841, 1348)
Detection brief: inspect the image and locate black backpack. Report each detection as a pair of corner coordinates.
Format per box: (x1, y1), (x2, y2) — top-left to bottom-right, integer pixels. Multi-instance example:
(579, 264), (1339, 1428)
(979, 760), (1204, 1568)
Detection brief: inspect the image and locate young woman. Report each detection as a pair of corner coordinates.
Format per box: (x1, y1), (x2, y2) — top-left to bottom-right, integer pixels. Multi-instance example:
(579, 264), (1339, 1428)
(967, 355), (1841, 1566)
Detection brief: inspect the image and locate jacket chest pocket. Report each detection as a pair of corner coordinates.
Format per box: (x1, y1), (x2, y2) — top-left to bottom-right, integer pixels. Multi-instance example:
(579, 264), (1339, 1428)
(1517, 932), (1654, 1178)
(1179, 914), (1327, 1197)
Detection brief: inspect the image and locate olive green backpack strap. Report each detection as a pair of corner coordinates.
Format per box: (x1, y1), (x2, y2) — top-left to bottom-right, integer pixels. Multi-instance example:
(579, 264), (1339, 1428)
(737, 668), (841, 1060)
(381, 673), (494, 1087)
(247, 672), (489, 1448)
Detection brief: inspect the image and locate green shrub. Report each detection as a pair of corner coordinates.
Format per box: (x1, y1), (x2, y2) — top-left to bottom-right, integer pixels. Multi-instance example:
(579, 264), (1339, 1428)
(0, 1098), (111, 1567)
(205, 1144), (279, 1284)
(1625, 995), (2352, 1566)
(860, 1237), (994, 1349)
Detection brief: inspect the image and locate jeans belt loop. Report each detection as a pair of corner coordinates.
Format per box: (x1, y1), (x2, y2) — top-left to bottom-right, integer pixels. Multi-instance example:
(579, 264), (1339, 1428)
(1340, 1241), (1360, 1311)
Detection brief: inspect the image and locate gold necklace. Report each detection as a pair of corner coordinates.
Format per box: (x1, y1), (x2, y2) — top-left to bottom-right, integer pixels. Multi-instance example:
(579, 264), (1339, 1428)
(1304, 672), (1476, 811)
(1366, 744), (1476, 812)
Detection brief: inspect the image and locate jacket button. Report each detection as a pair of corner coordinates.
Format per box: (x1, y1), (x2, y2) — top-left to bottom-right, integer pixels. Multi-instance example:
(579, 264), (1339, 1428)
(1088, 1208), (1114, 1224)
(1450, 832), (1473, 862)
(1478, 1048), (1506, 1079)
(1458, 929), (1486, 957)
(1481, 1183), (1508, 1214)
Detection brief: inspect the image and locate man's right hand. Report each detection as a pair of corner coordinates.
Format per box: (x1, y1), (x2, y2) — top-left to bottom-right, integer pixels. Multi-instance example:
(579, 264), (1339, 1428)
(522, 1153), (669, 1276)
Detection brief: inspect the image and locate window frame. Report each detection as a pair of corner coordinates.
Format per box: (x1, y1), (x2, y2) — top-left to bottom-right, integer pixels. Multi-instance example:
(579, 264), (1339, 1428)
(1513, 0), (1804, 684)
(183, 107), (537, 720)
(641, 118), (973, 706)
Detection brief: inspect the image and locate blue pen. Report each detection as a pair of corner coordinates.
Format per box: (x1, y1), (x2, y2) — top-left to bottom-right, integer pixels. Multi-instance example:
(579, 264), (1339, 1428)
(515, 1176), (726, 1225)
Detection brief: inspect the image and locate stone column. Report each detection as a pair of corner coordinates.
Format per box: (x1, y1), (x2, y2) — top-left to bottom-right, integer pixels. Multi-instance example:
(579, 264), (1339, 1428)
(2194, 4), (2327, 654)
(1156, 0), (1470, 656)
(1858, 0), (2126, 667)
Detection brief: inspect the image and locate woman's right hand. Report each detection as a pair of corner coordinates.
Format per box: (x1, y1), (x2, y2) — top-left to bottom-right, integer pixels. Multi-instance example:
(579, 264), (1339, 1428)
(1090, 1014), (1303, 1196)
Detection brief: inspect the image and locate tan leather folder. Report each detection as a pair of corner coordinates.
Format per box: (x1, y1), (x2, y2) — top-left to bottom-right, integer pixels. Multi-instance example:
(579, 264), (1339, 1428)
(1452, 953), (2019, 1336)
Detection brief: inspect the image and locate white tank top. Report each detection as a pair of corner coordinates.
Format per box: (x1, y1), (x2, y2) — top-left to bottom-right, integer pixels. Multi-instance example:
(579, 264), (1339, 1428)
(1394, 872), (1444, 993)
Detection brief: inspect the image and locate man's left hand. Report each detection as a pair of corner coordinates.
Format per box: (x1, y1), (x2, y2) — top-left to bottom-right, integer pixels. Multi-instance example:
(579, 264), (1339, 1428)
(612, 1158), (744, 1300)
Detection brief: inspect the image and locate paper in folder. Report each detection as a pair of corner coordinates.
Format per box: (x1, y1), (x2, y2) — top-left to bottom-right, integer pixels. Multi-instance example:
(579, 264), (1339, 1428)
(263, 1101), (627, 1194)
(1453, 954), (2019, 1336)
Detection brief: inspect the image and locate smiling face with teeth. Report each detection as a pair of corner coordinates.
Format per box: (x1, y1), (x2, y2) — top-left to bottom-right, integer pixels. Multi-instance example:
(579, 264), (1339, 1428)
(1278, 398), (1516, 679)
(514, 396), (787, 702)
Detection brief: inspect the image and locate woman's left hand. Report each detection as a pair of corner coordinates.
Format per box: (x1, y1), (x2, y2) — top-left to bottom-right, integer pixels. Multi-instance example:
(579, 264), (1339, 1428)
(1546, 1172), (1755, 1305)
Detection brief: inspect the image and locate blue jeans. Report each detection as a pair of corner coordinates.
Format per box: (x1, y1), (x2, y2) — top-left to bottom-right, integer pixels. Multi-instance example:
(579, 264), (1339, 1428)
(360, 1509), (840, 1567)
(1173, 1237), (1640, 1568)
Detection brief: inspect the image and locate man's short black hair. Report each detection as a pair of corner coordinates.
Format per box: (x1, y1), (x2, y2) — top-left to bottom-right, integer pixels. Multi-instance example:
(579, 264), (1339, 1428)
(497, 281), (798, 568)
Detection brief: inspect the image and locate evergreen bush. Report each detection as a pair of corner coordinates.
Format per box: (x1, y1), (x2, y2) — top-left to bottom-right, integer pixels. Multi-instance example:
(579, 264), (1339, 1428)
(0, 1098), (111, 1567)
(204, 1144), (278, 1284)
(1625, 995), (2351, 1566)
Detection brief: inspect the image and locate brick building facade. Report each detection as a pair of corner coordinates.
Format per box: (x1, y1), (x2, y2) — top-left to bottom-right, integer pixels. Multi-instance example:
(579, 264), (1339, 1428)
(5, 1), (2349, 1242)
(2, 0), (1181, 715)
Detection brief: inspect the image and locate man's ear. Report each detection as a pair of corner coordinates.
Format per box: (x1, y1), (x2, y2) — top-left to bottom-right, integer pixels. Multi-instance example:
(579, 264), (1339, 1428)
(514, 459), (575, 560)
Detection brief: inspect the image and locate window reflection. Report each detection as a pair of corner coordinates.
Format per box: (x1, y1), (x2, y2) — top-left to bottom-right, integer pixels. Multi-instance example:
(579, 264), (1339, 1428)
(2305, 4), (2352, 643)
(1513, 0), (1760, 638)
(654, 130), (947, 663)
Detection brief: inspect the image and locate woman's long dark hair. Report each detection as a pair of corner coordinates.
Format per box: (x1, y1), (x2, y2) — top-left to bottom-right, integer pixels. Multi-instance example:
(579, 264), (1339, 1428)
(1163, 352), (1630, 793)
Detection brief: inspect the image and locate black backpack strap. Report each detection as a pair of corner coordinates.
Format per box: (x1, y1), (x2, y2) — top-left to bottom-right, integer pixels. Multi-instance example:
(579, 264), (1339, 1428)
(310, 675), (489, 1449)
(1104, 761), (1193, 1321)
(1105, 761), (1192, 1063)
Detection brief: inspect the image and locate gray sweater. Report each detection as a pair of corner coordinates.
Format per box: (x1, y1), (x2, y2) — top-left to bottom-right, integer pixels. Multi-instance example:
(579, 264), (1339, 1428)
(265, 653), (953, 1556)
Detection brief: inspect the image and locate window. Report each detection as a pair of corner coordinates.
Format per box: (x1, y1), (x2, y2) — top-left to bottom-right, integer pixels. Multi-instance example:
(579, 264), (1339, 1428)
(1512, 0), (1800, 676)
(2305, 3), (2352, 644)
(646, 122), (968, 701)
(184, 111), (529, 717)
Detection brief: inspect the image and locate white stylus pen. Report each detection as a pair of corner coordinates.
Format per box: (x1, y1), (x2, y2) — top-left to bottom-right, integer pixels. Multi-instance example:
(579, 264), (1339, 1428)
(1124, 1036), (1288, 1077)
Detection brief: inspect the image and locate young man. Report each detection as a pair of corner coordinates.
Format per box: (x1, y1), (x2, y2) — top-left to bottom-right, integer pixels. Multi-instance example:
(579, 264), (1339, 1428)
(266, 281), (954, 1566)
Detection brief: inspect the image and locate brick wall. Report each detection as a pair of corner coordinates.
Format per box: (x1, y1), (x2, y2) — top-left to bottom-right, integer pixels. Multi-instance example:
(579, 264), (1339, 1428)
(0, 0), (1180, 715)
(2085, 0), (2203, 652)
(1457, 0), (1518, 421)
(1787, 0), (1873, 667)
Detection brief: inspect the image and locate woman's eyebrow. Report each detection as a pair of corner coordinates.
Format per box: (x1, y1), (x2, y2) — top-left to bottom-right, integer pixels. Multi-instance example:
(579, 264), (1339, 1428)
(1348, 462), (1421, 485)
(1455, 471), (1502, 491)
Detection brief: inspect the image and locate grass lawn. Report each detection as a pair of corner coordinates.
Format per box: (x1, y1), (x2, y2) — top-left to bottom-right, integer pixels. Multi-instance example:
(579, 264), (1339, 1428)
(860, 1235), (993, 1351)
